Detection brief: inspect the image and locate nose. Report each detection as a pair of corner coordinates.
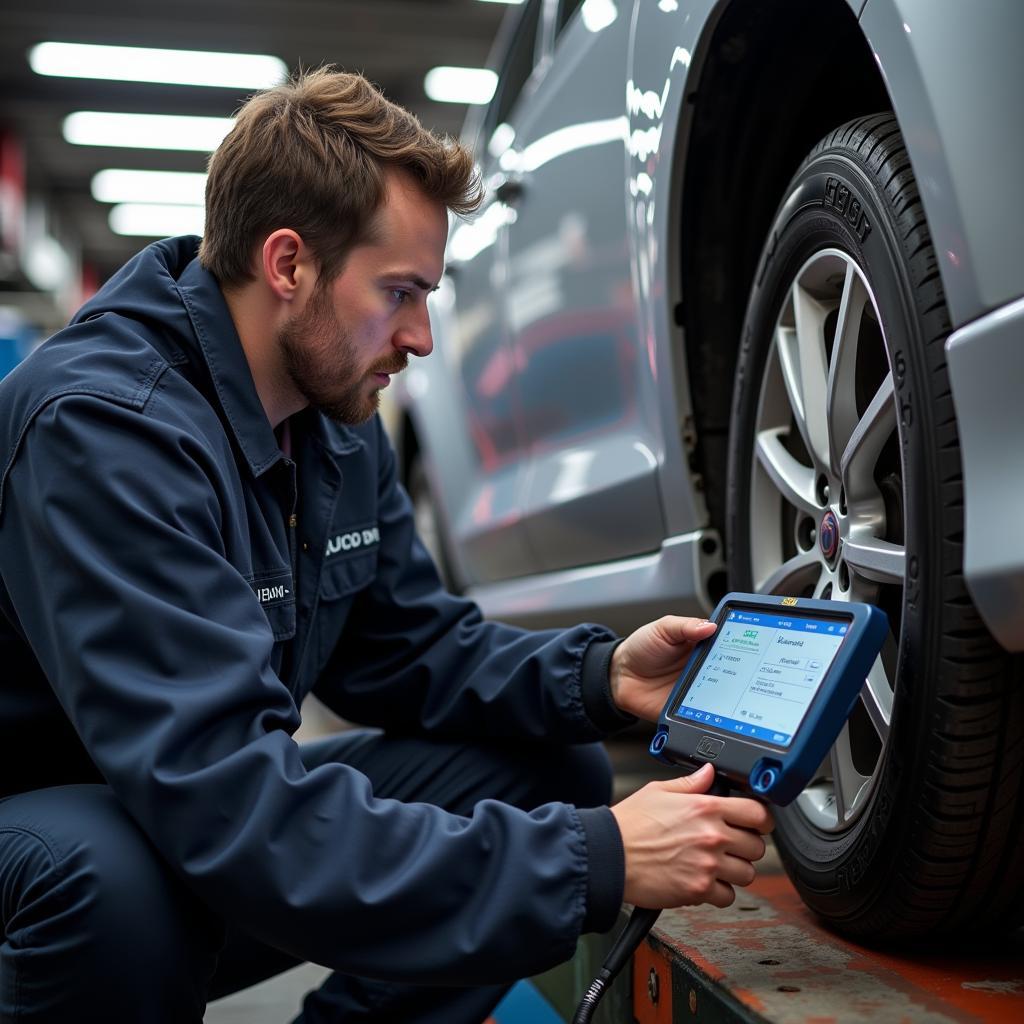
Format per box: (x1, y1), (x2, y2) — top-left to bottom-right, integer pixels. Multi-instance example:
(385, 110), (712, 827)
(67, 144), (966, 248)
(394, 307), (433, 358)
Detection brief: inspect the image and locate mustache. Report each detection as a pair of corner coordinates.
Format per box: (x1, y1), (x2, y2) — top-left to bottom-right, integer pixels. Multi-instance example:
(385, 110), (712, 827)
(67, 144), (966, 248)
(370, 354), (408, 376)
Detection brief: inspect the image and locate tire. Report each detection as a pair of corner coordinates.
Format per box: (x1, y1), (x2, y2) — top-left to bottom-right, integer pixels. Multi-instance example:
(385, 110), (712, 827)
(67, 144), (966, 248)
(726, 113), (1024, 940)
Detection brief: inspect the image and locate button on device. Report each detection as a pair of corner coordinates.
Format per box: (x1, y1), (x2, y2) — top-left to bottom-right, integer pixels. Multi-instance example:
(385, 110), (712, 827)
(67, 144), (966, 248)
(695, 735), (724, 759)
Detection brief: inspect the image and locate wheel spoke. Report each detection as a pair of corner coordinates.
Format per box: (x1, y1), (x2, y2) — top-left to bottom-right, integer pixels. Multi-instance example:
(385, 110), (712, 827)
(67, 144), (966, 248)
(775, 325), (810, 450)
(756, 549), (820, 595)
(844, 535), (906, 584)
(841, 373), (896, 503)
(830, 723), (869, 827)
(755, 428), (818, 515)
(791, 280), (831, 468)
(826, 265), (868, 474)
(860, 654), (893, 742)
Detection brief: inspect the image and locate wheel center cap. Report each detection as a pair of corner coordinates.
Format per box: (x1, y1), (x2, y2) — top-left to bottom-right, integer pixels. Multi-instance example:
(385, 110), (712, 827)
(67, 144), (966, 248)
(819, 510), (840, 561)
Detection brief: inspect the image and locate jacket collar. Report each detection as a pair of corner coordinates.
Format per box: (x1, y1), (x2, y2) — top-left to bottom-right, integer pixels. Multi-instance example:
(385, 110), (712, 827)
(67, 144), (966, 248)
(175, 257), (283, 477)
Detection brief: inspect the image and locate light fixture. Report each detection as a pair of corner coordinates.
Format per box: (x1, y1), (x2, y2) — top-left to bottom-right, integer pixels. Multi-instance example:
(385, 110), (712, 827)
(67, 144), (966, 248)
(29, 42), (286, 89)
(64, 112), (234, 152)
(91, 169), (207, 205)
(424, 67), (498, 105)
(109, 203), (205, 238)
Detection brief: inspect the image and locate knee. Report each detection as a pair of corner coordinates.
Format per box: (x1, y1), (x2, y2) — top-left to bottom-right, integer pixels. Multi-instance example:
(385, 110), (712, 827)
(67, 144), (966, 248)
(2, 785), (221, 984)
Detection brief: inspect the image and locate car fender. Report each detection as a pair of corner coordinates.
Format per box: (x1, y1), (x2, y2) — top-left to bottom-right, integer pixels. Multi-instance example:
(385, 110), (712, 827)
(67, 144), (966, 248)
(861, 0), (1024, 326)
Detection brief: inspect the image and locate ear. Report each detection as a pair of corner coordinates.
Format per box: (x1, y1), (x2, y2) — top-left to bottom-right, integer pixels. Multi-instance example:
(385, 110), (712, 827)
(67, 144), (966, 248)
(260, 229), (315, 302)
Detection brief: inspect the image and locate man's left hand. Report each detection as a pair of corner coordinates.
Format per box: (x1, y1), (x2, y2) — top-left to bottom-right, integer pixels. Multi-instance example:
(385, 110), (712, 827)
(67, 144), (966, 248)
(610, 616), (717, 722)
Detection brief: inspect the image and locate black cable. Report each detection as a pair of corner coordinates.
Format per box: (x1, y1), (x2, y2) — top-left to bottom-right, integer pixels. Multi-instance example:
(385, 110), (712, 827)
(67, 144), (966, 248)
(571, 774), (731, 1024)
(571, 906), (660, 1024)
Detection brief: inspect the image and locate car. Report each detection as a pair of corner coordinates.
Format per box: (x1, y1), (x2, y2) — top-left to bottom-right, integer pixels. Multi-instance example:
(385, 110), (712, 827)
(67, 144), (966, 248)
(381, 0), (1024, 941)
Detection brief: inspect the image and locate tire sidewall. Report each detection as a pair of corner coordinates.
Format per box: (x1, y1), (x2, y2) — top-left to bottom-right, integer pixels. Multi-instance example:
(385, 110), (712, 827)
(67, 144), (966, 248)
(726, 151), (942, 920)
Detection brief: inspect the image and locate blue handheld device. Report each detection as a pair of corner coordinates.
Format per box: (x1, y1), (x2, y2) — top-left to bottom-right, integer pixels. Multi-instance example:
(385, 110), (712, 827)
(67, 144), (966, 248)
(649, 592), (889, 804)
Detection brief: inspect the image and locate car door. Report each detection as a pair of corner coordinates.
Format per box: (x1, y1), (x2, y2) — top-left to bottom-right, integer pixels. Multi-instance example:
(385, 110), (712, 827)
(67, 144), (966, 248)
(438, 0), (545, 582)
(501, 0), (667, 573)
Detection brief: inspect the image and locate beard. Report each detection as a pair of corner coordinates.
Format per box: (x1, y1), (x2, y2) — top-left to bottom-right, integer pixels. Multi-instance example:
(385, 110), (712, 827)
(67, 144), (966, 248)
(278, 285), (407, 425)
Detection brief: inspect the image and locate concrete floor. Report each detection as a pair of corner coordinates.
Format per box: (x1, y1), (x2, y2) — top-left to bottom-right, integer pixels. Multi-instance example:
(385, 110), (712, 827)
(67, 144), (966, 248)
(205, 963), (331, 1023)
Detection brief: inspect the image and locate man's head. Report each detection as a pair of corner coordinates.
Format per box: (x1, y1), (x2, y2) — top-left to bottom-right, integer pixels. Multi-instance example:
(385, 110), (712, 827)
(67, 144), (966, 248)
(200, 68), (481, 425)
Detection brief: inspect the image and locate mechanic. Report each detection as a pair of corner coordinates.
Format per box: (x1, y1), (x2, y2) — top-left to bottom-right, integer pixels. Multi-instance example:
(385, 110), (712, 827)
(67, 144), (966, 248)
(0, 68), (773, 1023)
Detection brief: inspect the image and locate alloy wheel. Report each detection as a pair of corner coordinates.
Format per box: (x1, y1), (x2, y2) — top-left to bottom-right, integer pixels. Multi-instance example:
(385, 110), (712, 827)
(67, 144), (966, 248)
(749, 248), (903, 832)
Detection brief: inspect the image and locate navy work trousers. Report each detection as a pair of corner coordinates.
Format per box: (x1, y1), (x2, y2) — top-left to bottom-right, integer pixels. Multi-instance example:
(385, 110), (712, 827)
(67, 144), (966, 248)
(0, 731), (612, 1023)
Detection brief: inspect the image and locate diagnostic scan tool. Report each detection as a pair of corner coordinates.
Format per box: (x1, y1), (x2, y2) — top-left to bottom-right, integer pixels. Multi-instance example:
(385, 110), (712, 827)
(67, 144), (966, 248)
(649, 592), (889, 804)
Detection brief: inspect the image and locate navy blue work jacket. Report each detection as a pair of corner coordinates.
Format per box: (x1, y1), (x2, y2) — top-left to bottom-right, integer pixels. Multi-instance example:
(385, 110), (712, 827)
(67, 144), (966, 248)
(0, 237), (631, 984)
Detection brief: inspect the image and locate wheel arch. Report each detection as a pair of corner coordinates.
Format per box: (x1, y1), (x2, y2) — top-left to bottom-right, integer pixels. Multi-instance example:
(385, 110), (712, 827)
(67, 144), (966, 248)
(670, 0), (890, 546)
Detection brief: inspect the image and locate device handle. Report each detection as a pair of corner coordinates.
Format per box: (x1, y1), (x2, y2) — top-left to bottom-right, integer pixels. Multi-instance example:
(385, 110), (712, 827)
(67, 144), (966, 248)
(707, 773), (731, 797)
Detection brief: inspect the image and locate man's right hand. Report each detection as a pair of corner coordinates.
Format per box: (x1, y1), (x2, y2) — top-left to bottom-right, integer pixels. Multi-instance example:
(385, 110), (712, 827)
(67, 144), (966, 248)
(610, 762), (775, 910)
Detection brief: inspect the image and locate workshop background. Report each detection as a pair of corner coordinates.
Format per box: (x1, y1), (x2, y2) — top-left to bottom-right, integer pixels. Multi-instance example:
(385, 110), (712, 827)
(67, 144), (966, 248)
(0, 0), (510, 338)
(6, 3), (1024, 1023)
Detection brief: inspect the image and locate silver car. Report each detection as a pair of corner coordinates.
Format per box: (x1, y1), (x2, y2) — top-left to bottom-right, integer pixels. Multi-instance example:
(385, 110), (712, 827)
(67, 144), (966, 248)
(383, 0), (1024, 940)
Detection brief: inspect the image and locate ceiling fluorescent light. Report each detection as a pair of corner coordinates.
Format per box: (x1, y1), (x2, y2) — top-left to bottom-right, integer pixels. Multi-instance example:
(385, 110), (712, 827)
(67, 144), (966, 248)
(92, 169), (207, 205)
(109, 203), (205, 238)
(30, 42), (286, 89)
(64, 112), (234, 152)
(424, 67), (498, 105)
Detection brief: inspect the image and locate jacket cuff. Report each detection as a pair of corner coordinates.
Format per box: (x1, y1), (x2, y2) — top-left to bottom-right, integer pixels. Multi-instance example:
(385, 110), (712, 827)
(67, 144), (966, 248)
(577, 806), (626, 933)
(581, 638), (636, 734)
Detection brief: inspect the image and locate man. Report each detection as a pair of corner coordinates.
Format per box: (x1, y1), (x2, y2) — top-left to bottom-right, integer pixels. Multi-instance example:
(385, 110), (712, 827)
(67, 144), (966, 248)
(0, 69), (772, 1022)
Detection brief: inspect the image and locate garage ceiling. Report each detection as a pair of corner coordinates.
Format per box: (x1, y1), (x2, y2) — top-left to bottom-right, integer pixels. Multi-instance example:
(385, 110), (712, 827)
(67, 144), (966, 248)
(0, 0), (509, 283)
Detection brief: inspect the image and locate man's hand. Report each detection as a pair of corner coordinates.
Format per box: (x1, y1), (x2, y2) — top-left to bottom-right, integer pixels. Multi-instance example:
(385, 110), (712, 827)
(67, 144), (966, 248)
(611, 763), (774, 909)
(610, 615), (717, 722)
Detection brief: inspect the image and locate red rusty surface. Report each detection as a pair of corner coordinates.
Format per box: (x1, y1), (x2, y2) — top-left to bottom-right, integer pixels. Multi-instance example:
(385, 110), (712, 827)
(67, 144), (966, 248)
(645, 870), (1023, 1023)
(757, 875), (1024, 1023)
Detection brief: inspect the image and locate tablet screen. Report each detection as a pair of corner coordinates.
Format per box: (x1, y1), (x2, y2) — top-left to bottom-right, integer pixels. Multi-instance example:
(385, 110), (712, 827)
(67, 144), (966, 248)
(671, 606), (850, 747)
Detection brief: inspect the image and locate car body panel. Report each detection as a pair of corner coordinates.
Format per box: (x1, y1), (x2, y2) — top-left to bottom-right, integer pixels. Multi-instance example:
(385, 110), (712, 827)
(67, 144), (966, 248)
(505, 6), (670, 572)
(946, 295), (1024, 652)
(467, 529), (715, 633)
(861, 0), (1024, 325)
(626, 0), (720, 541)
(399, 275), (536, 587)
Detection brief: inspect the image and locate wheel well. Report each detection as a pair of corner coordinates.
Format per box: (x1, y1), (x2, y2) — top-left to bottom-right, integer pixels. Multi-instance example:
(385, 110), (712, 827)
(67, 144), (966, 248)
(678, 0), (890, 545)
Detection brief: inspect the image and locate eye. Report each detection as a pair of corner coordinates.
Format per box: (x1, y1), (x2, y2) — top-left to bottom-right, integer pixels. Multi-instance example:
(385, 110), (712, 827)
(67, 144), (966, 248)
(390, 288), (410, 305)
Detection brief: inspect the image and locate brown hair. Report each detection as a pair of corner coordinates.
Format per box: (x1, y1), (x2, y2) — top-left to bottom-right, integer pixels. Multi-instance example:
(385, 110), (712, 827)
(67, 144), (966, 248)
(199, 67), (481, 288)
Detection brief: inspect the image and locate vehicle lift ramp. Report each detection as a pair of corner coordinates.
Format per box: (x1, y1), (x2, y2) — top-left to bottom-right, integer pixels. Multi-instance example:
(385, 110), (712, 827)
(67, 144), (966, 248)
(490, 856), (1024, 1024)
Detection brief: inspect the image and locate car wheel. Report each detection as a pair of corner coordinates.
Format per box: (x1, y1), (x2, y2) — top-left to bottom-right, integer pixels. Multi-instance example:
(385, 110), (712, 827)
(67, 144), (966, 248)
(726, 113), (1024, 938)
(408, 452), (457, 591)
